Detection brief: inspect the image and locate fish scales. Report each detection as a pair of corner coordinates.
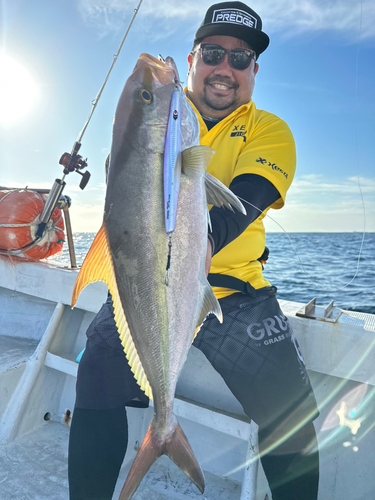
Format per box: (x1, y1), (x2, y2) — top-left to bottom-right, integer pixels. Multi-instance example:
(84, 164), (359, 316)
(71, 53), (246, 499)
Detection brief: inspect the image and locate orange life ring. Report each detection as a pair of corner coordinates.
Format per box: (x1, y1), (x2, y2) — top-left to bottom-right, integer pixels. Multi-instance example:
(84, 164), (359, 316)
(0, 189), (65, 261)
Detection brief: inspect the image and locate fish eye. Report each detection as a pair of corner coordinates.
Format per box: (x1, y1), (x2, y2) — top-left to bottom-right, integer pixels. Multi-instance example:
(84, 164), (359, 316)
(139, 89), (152, 104)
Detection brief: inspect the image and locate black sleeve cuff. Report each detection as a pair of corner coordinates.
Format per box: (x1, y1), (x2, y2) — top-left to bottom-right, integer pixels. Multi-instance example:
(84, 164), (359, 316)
(209, 174), (280, 256)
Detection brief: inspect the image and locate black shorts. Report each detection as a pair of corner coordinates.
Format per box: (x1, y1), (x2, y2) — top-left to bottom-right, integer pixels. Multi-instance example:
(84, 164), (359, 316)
(193, 288), (319, 432)
(75, 288), (319, 431)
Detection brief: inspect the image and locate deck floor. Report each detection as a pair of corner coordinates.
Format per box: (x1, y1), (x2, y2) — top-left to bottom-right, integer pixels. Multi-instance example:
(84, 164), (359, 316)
(0, 422), (242, 500)
(0, 335), (39, 372)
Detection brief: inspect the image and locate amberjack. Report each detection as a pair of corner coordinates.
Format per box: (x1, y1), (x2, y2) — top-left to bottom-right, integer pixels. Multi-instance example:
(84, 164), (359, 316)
(72, 54), (245, 499)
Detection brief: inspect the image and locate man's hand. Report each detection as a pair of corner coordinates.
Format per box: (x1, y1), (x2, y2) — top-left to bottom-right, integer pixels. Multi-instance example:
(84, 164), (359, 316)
(205, 238), (212, 277)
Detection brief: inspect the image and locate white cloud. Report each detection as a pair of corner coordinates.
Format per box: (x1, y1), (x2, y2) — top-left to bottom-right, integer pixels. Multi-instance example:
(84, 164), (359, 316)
(289, 175), (375, 196)
(63, 172), (374, 233)
(6, 172), (373, 233)
(69, 203), (103, 232)
(78, 0), (375, 41)
(264, 204), (374, 232)
(264, 174), (375, 232)
(262, 0), (374, 40)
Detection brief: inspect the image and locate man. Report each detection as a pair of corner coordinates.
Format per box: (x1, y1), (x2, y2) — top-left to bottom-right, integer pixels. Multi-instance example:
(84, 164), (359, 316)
(68, 3), (320, 499)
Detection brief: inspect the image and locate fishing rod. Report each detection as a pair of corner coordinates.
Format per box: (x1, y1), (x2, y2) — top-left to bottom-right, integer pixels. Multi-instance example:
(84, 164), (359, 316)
(33, 0), (144, 242)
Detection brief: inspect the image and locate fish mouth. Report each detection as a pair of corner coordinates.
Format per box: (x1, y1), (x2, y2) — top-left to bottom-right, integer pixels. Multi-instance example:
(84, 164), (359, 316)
(139, 53), (167, 69)
(137, 53), (175, 86)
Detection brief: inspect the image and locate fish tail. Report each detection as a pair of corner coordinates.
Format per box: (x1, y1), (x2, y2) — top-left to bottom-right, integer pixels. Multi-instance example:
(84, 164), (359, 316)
(165, 418), (205, 492)
(119, 416), (205, 500)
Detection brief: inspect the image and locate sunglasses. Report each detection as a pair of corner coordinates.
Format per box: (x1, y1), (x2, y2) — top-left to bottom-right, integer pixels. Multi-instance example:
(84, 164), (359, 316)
(197, 43), (256, 70)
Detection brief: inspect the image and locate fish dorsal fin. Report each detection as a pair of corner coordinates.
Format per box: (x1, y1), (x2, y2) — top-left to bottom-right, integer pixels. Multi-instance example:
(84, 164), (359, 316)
(181, 145), (215, 177)
(193, 283), (223, 340)
(71, 224), (153, 400)
(205, 172), (246, 214)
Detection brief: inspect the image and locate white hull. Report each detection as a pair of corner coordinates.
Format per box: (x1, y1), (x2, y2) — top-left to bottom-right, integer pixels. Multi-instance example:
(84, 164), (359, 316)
(0, 258), (374, 499)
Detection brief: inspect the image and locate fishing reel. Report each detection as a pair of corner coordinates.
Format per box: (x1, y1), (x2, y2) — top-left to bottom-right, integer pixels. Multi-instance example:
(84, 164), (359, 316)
(59, 141), (91, 191)
(35, 142), (90, 238)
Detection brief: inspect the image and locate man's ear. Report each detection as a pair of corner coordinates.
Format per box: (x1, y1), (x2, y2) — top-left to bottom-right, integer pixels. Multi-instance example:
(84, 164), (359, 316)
(187, 53), (193, 73)
(254, 62), (259, 75)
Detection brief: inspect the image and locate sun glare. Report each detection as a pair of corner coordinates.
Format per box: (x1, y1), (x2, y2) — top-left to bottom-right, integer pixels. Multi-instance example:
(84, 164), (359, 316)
(0, 54), (39, 126)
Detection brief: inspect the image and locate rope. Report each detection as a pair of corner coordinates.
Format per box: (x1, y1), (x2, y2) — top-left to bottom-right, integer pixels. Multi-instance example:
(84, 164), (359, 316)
(0, 223), (34, 227)
(0, 189), (18, 204)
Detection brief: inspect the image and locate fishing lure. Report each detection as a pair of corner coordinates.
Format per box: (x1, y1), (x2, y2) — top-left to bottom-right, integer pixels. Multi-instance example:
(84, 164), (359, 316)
(163, 87), (182, 235)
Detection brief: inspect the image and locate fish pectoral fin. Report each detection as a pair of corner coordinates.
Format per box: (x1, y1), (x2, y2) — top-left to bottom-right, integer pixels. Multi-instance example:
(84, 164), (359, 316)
(194, 283), (223, 340)
(181, 145), (215, 177)
(206, 207), (212, 232)
(71, 224), (153, 401)
(205, 172), (246, 214)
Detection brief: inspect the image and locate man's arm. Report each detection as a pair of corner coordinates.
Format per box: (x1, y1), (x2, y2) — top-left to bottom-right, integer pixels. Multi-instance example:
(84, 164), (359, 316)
(208, 173), (280, 256)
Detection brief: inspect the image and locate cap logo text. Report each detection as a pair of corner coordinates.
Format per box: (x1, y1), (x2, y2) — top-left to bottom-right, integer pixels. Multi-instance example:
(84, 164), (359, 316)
(212, 8), (257, 29)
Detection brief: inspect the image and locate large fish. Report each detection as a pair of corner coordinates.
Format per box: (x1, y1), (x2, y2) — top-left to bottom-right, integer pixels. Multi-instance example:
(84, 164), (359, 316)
(72, 53), (245, 499)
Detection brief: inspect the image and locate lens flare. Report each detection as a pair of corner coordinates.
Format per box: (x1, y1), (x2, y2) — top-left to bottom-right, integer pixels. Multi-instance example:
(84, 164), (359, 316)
(321, 383), (367, 433)
(0, 54), (39, 126)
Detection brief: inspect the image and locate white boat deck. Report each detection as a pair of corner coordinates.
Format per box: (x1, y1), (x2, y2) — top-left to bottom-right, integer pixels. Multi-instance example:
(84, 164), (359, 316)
(0, 422), (243, 500)
(0, 259), (374, 499)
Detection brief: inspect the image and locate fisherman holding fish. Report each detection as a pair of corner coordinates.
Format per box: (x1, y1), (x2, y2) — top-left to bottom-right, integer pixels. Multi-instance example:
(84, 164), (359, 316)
(69, 2), (320, 499)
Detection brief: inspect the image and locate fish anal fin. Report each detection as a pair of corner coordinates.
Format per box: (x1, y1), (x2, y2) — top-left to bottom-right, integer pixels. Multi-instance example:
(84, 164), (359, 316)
(194, 283), (223, 340)
(119, 416), (205, 500)
(182, 145), (215, 177)
(205, 172), (246, 214)
(71, 224), (153, 401)
(71, 224), (111, 308)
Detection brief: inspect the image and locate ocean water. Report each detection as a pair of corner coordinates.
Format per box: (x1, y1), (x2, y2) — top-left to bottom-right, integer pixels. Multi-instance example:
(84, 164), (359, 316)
(263, 232), (375, 315)
(49, 232), (375, 315)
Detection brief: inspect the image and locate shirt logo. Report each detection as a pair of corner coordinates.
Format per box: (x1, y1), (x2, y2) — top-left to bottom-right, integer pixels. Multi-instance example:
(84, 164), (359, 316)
(212, 8), (257, 28)
(230, 125), (247, 142)
(256, 157), (288, 179)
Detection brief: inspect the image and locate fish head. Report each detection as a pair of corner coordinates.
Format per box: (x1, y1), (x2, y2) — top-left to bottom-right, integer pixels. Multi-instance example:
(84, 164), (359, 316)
(110, 54), (200, 172)
(111, 54), (173, 155)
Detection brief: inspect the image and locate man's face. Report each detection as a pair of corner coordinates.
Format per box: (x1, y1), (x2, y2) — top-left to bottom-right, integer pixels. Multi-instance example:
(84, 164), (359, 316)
(187, 35), (259, 119)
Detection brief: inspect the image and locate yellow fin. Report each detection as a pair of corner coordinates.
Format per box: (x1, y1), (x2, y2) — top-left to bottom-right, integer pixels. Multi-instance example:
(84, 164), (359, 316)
(182, 145), (215, 177)
(71, 224), (153, 400)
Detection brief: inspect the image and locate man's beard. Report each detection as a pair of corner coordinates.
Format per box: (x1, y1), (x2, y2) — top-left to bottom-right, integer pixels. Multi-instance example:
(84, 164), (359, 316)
(201, 75), (239, 112)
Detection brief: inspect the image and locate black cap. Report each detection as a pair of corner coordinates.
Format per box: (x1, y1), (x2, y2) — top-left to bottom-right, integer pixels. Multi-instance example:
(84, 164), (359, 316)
(194, 2), (269, 57)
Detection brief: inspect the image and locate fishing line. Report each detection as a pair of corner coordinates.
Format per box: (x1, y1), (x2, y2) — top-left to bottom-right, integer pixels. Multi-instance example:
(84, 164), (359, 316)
(237, 192), (368, 294)
(319, 0), (367, 292)
(77, 0), (144, 143)
(236, 197), (314, 283)
(342, 0), (367, 291)
(237, 0), (369, 296)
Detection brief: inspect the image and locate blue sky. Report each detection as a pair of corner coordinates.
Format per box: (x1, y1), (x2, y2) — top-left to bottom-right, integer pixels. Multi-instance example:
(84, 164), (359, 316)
(1, 0), (374, 233)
